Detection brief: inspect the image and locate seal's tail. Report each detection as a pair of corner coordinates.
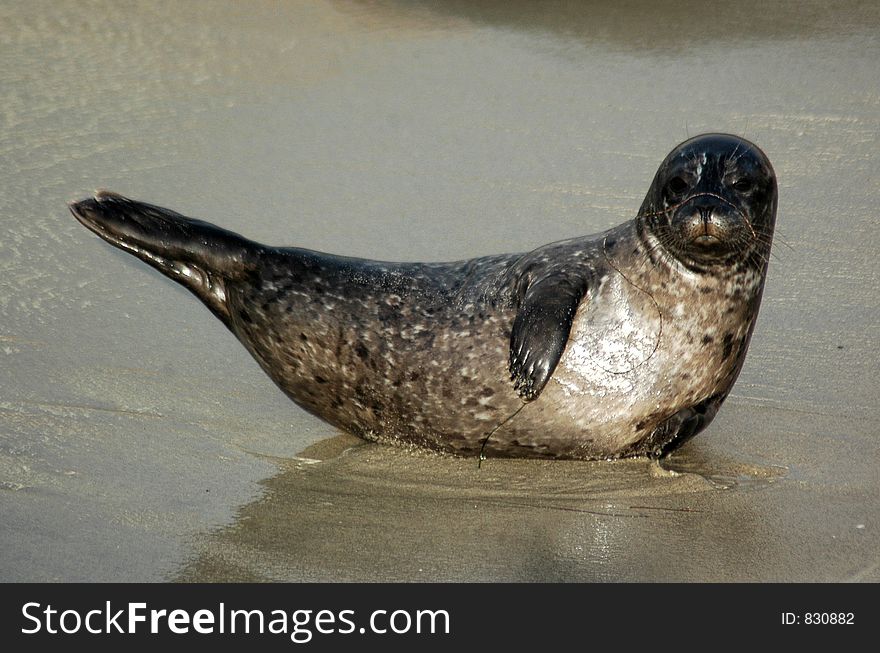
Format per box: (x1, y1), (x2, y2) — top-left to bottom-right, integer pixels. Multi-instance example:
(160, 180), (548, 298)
(69, 190), (259, 327)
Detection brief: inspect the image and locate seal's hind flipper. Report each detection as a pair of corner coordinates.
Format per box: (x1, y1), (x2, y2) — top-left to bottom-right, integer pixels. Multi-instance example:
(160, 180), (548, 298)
(69, 190), (259, 327)
(509, 273), (590, 401)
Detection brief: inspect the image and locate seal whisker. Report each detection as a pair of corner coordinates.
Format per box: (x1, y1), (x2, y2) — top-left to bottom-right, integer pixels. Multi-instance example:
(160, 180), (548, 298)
(750, 238), (781, 263)
(768, 229), (794, 252)
(728, 138), (743, 168)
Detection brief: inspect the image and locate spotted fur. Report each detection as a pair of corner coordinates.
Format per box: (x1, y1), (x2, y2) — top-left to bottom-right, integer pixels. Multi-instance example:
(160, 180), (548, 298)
(69, 133), (776, 459)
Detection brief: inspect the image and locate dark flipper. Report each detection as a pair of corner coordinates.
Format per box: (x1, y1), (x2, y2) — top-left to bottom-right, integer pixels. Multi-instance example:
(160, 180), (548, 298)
(509, 273), (590, 401)
(638, 393), (726, 458)
(69, 190), (259, 327)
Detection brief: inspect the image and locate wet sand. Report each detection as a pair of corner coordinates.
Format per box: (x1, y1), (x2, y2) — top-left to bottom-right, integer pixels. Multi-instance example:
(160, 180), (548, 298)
(1, 0), (877, 581)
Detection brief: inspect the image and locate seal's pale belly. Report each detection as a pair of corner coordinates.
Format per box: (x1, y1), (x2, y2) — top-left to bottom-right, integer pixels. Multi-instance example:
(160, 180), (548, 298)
(553, 272), (668, 446)
(496, 261), (756, 458)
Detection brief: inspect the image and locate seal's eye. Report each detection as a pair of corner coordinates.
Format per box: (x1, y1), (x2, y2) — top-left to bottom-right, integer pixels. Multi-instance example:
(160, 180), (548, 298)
(666, 176), (689, 195)
(732, 178), (753, 192)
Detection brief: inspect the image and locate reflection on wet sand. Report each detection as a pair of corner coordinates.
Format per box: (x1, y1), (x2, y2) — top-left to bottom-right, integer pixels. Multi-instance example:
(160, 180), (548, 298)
(175, 435), (783, 582)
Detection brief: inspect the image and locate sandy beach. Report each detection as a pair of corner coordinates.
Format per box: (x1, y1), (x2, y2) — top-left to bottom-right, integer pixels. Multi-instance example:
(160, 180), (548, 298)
(1, 0), (877, 581)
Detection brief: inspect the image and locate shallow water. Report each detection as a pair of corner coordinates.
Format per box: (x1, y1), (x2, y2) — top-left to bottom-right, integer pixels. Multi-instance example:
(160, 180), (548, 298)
(175, 436), (793, 582)
(1, 0), (877, 581)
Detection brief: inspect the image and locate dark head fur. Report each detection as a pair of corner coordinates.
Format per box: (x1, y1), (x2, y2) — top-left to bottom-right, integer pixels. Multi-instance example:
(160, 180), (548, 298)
(638, 134), (777, 273)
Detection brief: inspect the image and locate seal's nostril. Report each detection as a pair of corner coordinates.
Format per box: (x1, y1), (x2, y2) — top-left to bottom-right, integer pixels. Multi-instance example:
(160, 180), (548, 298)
(698, 207), (712, 223)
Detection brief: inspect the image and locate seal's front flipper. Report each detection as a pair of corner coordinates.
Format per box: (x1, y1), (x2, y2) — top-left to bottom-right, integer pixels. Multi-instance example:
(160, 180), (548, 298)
(509, 274), (589, 401)
(69, 190), (258, 327)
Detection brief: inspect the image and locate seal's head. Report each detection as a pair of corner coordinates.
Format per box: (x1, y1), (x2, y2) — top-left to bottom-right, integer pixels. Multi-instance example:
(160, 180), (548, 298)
(639, 133), (777, 272)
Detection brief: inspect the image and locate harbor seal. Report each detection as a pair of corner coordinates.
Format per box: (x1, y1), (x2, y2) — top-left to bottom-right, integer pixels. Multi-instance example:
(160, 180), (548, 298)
(69, 133), (777, 460)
